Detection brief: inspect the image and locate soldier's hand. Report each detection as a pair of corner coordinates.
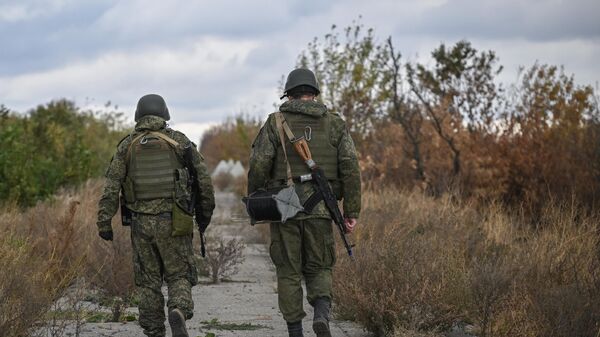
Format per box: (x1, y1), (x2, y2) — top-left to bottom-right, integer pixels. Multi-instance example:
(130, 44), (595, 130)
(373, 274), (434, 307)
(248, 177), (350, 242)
(99, 230), (114, 241)
(343, 218), (357, 234)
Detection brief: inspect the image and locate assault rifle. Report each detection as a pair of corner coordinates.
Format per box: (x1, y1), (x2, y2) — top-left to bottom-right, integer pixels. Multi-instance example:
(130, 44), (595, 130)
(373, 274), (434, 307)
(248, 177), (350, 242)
(183, 144), (206, 258)
(285, 126), (355, 260)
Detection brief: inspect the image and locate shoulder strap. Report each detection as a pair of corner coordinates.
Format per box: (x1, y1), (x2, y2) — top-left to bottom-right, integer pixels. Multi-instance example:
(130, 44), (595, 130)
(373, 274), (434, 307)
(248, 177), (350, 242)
(148, 131), (180, 147)
(126, 132), (148, 163)
(275, 112), (317, 170)
(125, 130), (181, 163)
(274, 112), (294, 187)
(280, 114), (296, 141)
(129, 132), (147, 147)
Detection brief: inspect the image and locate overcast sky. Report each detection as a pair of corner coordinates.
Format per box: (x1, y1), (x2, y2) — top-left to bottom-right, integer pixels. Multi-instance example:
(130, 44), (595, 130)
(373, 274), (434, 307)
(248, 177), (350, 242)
(1, 0), (599, 143)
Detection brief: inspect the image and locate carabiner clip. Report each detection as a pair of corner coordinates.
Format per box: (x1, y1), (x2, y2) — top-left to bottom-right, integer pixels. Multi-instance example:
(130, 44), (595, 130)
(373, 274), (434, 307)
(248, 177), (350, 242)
(304, 126), (312, 141)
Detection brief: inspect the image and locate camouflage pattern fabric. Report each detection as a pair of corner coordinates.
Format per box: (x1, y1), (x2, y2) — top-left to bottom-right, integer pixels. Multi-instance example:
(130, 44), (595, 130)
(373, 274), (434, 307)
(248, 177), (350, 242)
(248, 98), (361, 325)
(96, 115), (214, 336)
(269, 218), (336, 323)
(132, 212), (197, 337)
(97, 115), (215, 232)
(248, 99), (361, 219)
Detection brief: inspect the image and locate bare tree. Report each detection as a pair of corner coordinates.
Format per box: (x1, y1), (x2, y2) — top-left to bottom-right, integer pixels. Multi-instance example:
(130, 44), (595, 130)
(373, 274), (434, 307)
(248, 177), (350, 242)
(385, 37), (429, 189)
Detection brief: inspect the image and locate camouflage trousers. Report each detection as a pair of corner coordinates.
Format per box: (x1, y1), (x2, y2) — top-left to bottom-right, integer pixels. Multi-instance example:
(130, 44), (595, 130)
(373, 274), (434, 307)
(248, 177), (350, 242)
(269, 218), (336, 323)
(131, 213), (198, 337)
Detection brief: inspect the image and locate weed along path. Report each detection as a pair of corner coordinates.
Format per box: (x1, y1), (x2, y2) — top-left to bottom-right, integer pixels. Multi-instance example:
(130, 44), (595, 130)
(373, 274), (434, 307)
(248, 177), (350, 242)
(66, 192), (369, 337)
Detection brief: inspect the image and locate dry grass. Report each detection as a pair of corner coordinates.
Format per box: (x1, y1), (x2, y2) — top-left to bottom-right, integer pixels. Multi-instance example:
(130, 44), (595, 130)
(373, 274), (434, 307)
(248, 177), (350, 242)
(3, 179), (599, 337)
(334, 189), (600, 337)
(0, 179), (134, 336)
(0, 231), (78, 336)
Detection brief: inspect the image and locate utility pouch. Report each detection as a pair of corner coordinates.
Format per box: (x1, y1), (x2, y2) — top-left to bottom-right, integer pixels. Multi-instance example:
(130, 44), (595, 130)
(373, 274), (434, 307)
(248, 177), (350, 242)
(122, 176), (136, 203)
(172, 202), (194, 236)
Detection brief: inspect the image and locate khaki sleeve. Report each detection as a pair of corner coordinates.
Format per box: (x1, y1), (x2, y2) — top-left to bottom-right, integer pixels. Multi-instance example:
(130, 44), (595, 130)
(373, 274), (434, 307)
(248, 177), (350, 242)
(333, 116), (362, 218)
(96, 142), (128, 232)
(192, 147), (215, 222)
(247, 114), (278, 194)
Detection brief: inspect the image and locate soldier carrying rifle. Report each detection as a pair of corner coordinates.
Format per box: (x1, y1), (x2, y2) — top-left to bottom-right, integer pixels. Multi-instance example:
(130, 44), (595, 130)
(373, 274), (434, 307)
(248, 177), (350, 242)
(247, 68), (362, 337)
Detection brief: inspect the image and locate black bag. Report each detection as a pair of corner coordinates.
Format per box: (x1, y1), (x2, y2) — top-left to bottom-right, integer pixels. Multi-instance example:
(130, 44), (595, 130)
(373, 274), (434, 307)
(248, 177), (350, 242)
(242, 185), (304, 224)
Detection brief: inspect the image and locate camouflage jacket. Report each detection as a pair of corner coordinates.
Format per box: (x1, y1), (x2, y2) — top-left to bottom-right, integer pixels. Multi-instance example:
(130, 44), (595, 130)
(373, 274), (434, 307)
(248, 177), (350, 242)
(247, 100), (361, 219)
(97, 115), (215, 232)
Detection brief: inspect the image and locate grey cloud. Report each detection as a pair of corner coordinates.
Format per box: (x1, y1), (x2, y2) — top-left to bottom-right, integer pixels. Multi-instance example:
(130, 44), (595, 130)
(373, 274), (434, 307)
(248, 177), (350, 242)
(401, 0), (600, 41)
(1, 0), (599, 129)
(244, 40), (296, 72)
(287, 0), (337, 17)
(0, 0), (301, 76)
(95, 0), (291, 42)
(0, 1), (117, 76)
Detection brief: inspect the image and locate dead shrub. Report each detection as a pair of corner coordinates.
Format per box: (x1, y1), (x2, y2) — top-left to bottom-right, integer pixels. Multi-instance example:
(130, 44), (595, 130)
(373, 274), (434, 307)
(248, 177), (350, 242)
(50, 180), (135, 319)
(334, 188), (600, 337)
(467, 251), (512, 337)
(0, 179), (135, 334)
(334, 190), (472, 335)
(0, 220), (81, 336)
(204, 232), (246, 284)
(506, 202), (600, 337)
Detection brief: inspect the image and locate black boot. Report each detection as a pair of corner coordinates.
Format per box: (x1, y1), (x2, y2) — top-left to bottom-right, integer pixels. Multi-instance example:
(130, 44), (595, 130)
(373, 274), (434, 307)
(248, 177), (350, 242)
(287, 321), (304, 337)
(168, 308), (189, 337)
(312, 297), (332, 337)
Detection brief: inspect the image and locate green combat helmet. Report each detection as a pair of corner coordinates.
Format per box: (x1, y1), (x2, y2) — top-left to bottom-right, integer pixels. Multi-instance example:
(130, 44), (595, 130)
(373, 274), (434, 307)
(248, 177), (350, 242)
(281, 68), (320, 99)
(134, 94), (170, 122)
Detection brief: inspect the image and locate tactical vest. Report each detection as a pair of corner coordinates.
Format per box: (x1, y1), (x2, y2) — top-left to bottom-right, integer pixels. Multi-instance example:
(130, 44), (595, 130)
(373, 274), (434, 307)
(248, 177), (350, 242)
(126, 131), (183, 201)
(272, 112), (339, 181)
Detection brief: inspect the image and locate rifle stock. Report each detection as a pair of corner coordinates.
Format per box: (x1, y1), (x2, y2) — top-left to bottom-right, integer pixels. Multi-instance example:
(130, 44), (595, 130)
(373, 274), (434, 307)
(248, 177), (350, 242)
(292, 138), (313, 165)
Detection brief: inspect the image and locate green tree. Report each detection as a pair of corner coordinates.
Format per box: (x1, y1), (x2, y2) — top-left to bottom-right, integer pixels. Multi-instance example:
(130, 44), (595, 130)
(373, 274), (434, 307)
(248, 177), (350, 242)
(407, 40), (503, 177)
(298, 22), (389, 139)
(0, 99), (129, 206)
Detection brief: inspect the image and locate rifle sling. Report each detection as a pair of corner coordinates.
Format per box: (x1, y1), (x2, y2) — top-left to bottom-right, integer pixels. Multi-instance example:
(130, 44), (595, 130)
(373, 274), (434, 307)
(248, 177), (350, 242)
(276, 112), (328, 213)
(281, 115), (296, 141)
(274, 112), (294, 187)
(302, 191), (323, 213)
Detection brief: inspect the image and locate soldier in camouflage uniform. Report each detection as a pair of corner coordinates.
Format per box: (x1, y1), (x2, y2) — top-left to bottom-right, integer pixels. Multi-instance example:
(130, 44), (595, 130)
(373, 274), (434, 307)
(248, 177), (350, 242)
(248, 69), (361, 337)
(97, 94), (215, 337)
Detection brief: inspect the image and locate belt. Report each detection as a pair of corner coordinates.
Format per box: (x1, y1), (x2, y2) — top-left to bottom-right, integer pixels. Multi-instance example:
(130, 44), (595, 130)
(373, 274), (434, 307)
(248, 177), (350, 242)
(132, 211), (171, 219)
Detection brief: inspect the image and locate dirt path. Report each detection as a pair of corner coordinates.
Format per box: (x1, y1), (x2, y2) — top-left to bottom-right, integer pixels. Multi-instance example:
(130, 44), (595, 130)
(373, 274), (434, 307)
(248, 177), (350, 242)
(66, 192), (369, 337)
